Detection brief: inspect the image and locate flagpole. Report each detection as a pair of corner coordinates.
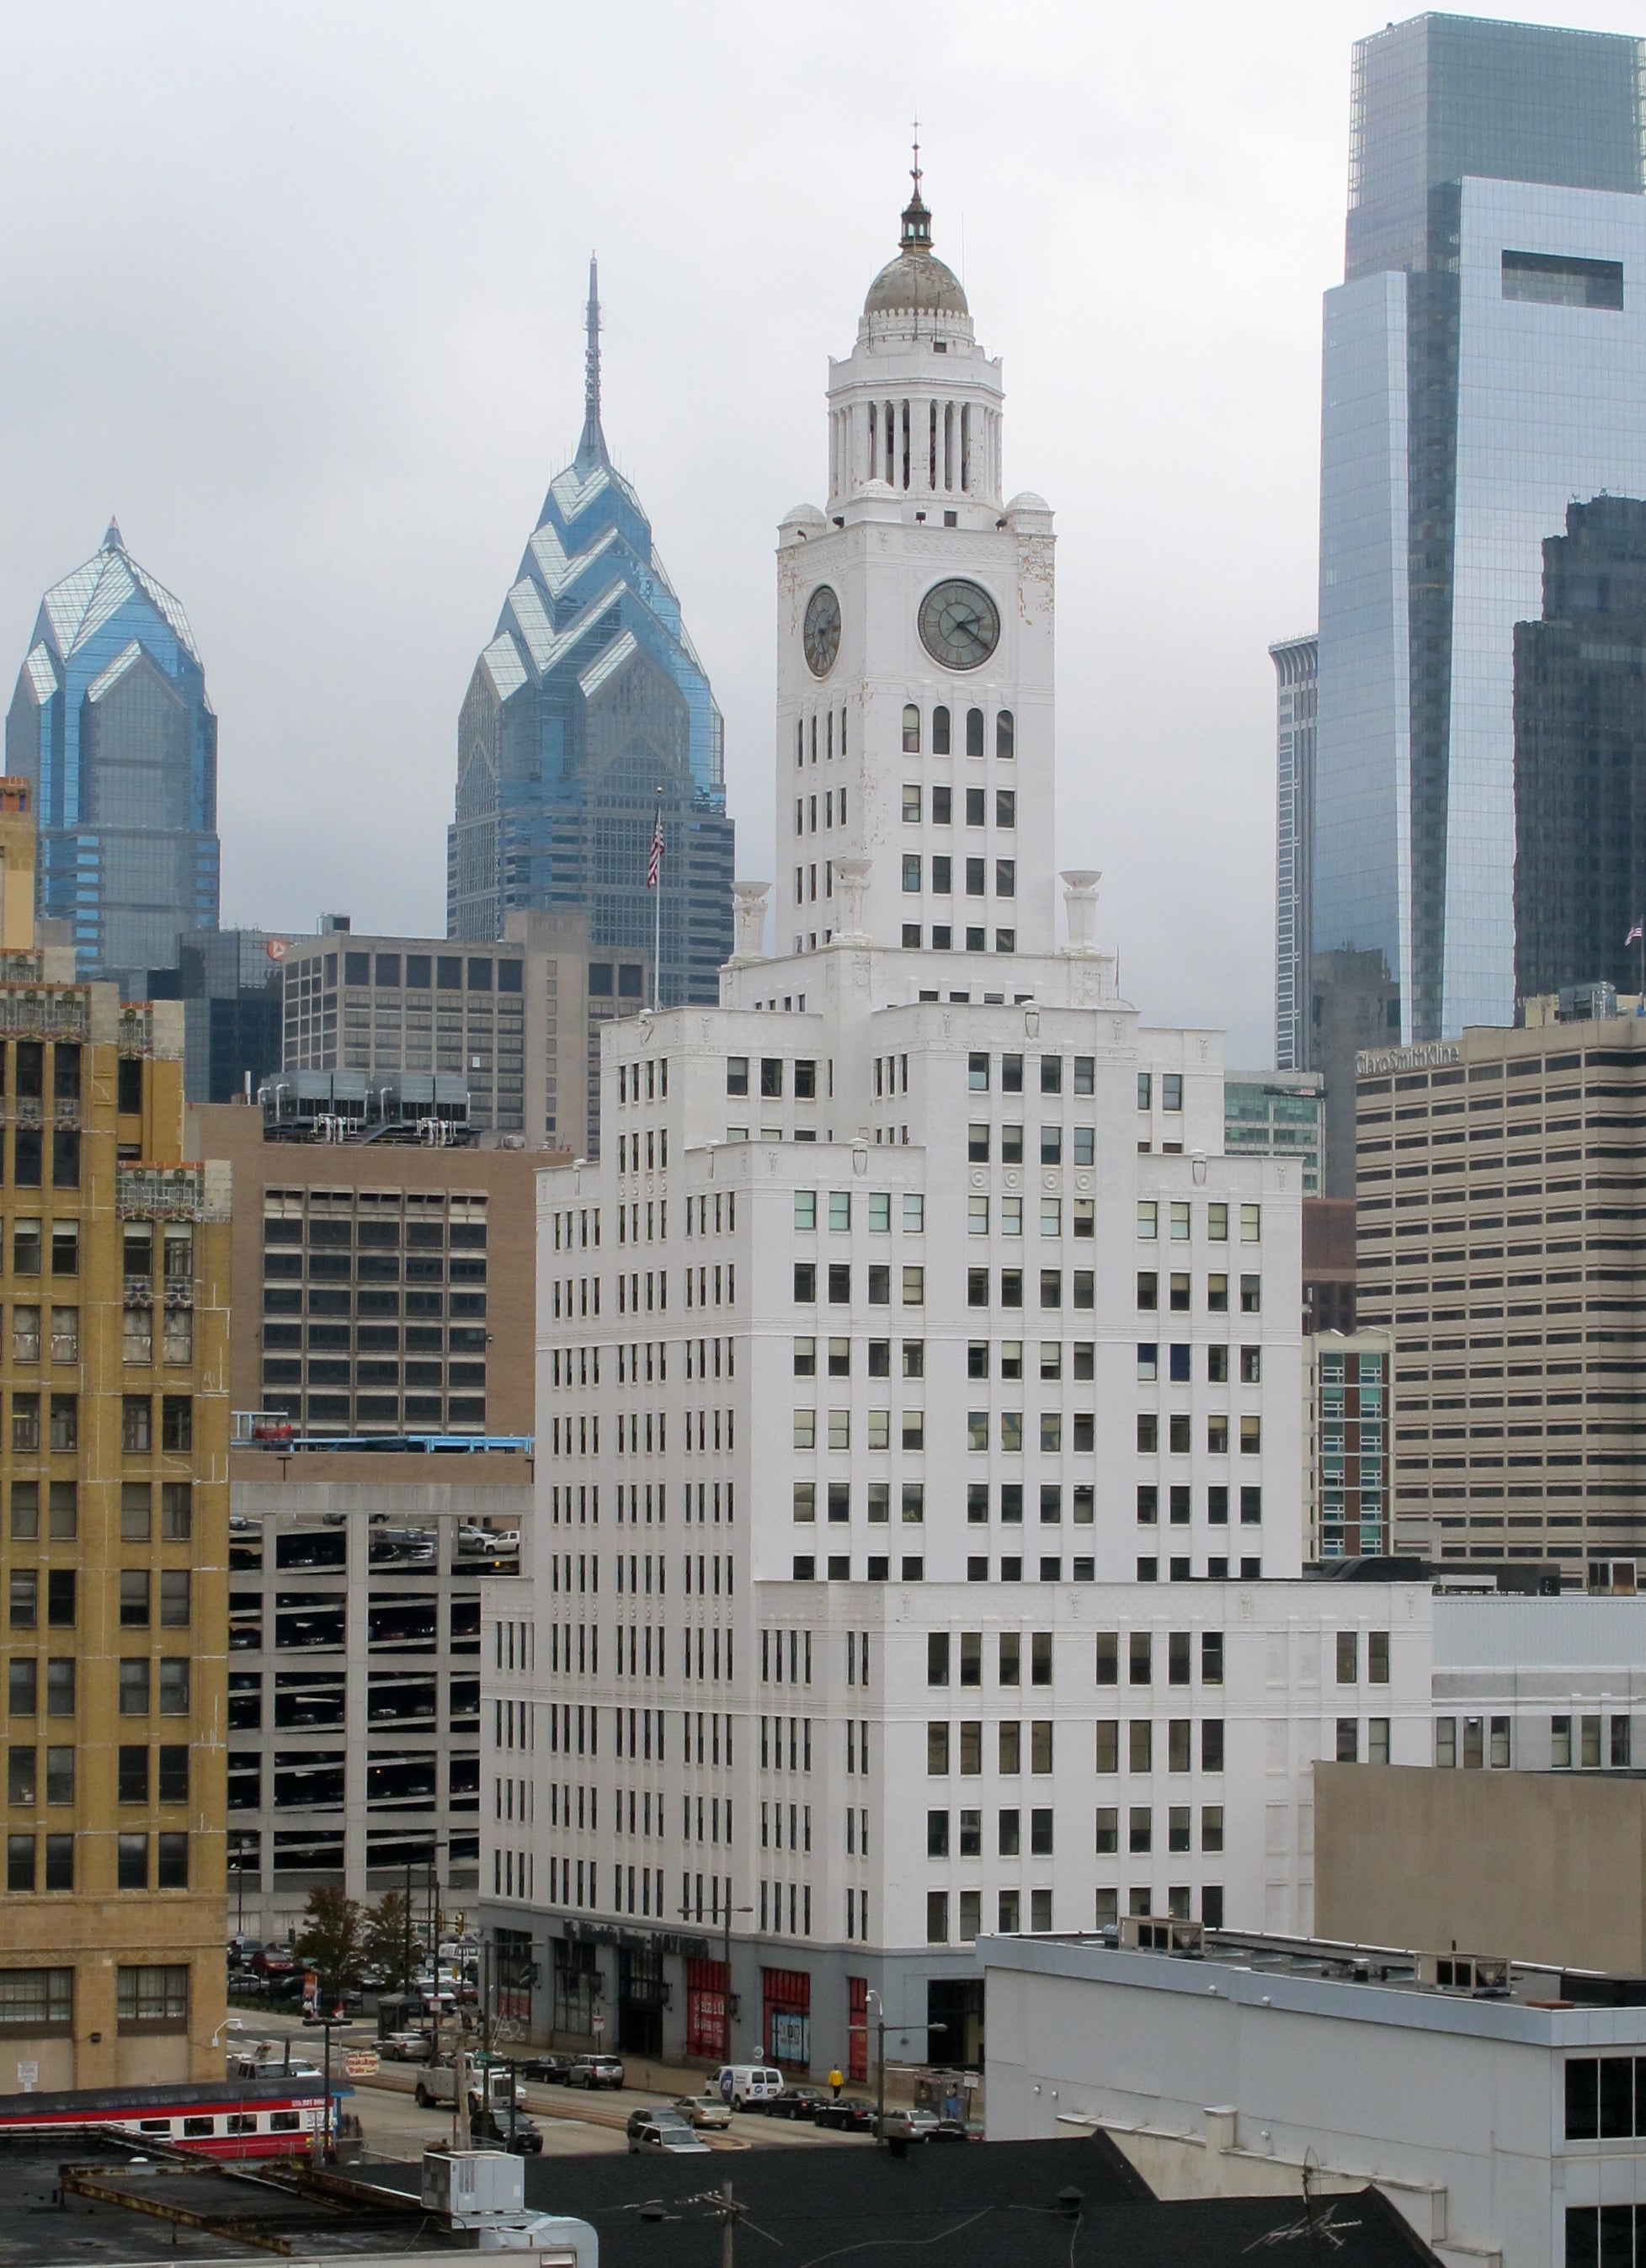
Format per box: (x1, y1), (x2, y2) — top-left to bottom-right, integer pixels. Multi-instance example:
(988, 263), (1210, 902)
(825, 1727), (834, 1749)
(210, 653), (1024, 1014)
(653, 788), (663, 1013)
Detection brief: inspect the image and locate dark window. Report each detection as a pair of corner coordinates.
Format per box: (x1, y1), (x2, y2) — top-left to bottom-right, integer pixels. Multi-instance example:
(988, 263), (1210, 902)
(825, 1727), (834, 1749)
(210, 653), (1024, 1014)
(161, 1398), (192, 1452)
(119, 1747), (150, 1804)
(498, 960), (524, 993)
(618, 965), (643, 998)
(1501, 249), (1623, 309)
(13, 1129), (40, 1188)
(45, 1572), (74, 1628)
(375, 954), (401, 987)
(52, 1046), (80, 1103)
(117, 1834), (147, 1890)
(1600, 2055), (1634, 2138)
(466, 959), (493, 992)
(405, 955), (431, 988)
(117, 1058), (143, 1115)
(437, 956), (462, 989)
(344, 952), (370, 985)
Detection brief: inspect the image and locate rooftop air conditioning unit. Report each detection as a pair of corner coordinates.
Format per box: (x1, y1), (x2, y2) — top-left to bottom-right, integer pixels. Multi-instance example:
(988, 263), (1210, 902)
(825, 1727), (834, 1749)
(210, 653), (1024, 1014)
(1119, 1917), (1205, 1957)
(1418, 1951), (1510, 1995)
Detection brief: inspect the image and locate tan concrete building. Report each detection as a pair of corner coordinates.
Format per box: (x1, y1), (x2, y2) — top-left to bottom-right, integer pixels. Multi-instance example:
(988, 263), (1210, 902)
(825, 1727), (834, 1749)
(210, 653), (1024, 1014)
(187, 1103), (546, 1935)
(190, 1103), (541, 1440)
(0, 803), (232, 2085)
(1316, 1760), (1646, 1974)
(1356, 1019), (1646, 1582)
(277, 908), (647, 1160)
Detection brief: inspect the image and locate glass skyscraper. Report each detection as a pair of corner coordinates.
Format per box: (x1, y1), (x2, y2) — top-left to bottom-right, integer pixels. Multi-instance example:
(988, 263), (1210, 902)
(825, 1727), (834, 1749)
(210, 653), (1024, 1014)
(4, 520), (219, 987)
(448, 262), (732, 1005)
(1270, 633), (1316, 1072)
(1315, 13), (1646, 1041)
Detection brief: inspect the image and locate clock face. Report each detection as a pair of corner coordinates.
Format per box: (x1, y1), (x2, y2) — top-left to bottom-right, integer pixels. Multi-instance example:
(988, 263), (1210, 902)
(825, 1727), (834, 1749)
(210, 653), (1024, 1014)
(802, 584), (841, 678)
(919, 578), (1000, 671)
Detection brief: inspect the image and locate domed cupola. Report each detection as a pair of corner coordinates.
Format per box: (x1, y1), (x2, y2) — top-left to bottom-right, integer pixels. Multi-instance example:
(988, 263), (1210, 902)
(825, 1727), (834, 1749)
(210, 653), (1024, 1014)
(861, 160), (970, 324)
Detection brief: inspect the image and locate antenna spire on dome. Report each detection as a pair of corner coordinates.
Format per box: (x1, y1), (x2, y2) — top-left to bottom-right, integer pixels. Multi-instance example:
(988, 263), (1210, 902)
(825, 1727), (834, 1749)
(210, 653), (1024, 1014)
(901, 120), (932, 254)
(101, 516), (124, 553)
(574, 252), (609, 479)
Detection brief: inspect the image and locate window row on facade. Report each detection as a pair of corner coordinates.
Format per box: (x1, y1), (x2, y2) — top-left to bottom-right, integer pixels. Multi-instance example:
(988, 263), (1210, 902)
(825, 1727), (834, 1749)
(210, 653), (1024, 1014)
(899, 705), (1015, 759)
(4, 1830), (189, 1890)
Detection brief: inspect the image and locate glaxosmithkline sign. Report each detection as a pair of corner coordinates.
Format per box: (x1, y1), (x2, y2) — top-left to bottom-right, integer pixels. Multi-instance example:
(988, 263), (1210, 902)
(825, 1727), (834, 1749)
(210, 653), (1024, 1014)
(1357, 1042), (1461, 1077)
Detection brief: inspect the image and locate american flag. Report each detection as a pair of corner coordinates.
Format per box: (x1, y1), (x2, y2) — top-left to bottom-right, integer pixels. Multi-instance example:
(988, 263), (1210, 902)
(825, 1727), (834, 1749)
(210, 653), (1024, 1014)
(1627, 921), (1643, 947)
(647, 807), (665, 890)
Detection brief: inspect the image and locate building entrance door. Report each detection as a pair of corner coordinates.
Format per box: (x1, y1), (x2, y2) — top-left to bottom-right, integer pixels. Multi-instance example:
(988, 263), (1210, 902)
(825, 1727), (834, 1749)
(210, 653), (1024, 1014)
(618, 1946), (663, 2058)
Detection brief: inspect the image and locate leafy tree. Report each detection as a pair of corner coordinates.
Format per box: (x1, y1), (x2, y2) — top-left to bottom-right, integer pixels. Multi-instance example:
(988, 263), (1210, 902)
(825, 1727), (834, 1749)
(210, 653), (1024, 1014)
(363, 1890), (423, 1994)
(292, 1886), (364, 1999)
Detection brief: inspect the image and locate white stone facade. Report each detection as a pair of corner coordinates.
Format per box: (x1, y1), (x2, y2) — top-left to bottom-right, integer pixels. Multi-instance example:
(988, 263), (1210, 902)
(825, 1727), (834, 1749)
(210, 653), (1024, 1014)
(467, 178), (1457, 2072)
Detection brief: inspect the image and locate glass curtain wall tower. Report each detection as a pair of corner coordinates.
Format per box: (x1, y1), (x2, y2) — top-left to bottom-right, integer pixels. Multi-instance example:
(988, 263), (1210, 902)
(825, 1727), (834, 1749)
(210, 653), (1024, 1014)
(448, 262), (733, 1007)
(4, 523), (219, 989)
(1314, 13), (1646, 1043)
(1270, 635), (1316, 1073)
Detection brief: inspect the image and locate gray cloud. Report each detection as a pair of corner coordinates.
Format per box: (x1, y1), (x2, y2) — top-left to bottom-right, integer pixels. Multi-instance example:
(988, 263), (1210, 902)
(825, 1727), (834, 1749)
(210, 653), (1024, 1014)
(1, 0), (1636, 1057)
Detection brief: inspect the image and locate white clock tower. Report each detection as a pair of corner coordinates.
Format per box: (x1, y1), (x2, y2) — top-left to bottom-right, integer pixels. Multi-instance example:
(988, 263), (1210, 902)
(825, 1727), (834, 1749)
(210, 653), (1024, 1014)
(774, 158), (1056, 965)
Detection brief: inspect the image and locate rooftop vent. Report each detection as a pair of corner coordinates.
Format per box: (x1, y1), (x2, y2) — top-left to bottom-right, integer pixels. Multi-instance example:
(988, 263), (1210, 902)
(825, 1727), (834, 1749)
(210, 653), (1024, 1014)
(1418, 1951), (1510, 1996)
(1120, 1917), (1205, 1957)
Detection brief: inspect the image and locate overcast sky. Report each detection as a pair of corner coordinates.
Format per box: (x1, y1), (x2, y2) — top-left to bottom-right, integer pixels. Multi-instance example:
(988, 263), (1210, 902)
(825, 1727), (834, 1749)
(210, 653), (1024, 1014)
(2, 0), (1641, 1062)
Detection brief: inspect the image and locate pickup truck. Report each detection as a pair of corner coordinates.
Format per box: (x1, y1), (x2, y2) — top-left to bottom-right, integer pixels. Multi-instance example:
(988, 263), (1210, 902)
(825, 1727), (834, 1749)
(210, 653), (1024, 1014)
(413, 2058), (525, 2114)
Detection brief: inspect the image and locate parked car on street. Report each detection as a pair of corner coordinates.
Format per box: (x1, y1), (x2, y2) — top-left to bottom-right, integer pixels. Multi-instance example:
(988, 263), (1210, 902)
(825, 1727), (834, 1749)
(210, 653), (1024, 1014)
(471, 2109), (543, 2155)
(520, 2052), (573, 2085)
(764, 2086), (830, 2122)
(629, 2113), (711, 2155)
(879, 2107), (940, 2143)
(673, 2094), (732, 2131)
(572, 2052), (626, 2090)
(709, 2064), (785, 2111)
(379, 2031), (433, 2063)
(813, 2098), (876, 2133)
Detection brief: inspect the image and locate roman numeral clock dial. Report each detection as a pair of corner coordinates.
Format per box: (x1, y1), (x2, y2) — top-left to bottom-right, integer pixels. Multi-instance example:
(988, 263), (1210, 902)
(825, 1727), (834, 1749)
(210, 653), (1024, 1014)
(918, 578), (1000, 670)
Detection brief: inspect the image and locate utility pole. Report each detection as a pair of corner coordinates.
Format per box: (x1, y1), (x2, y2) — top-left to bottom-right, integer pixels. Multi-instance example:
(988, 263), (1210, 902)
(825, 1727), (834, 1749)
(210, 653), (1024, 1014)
(722, 1892), (732, 2066)
(718, 2176), (736, 2268)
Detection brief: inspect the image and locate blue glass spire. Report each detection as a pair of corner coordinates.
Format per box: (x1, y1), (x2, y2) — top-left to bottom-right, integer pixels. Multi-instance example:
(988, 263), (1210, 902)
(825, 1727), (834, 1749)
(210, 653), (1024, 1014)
(448, 266), (732, 1007)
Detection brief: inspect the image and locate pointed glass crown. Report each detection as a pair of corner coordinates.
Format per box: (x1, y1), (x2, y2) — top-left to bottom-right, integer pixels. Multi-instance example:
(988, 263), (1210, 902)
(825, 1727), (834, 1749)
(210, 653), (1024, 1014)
(862, 143), (968, 318)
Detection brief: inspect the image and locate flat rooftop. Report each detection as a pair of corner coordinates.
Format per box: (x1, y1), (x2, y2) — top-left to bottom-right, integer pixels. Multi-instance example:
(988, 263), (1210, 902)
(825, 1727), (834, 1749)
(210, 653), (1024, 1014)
(981, 1926), (1646, 2043)
(0, 2134), (1439, 2268)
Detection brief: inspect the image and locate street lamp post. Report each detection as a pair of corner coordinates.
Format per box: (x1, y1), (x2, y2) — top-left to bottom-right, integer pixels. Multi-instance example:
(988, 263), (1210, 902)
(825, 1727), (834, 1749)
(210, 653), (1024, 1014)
(855, 1994), (946, 2147)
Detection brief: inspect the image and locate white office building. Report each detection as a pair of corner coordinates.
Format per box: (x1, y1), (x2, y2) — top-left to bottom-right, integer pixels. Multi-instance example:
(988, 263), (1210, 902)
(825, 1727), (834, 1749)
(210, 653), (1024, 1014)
(477, 168), (1436, 2074)
(984, 1925), (1646, 2268)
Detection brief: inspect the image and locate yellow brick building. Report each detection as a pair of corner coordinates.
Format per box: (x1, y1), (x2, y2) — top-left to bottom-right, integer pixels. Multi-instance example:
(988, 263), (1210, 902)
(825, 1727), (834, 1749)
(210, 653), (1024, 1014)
(0, 782), (229, 2089)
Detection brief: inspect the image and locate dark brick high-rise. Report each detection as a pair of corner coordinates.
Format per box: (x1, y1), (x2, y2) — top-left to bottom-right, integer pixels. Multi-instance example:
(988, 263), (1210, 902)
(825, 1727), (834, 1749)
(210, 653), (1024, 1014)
(1514, 496), (1646, 1003)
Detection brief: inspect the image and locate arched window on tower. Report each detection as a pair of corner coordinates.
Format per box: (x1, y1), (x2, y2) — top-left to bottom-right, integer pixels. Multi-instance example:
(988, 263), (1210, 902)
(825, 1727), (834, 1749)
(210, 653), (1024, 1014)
(961, 405), (972, 492)
(928, 402), (938, 490)
(885, 403), (896, 485)
(796, 721), (804, 768)
(932, 706), (951, 757)
(900, 401), (911, 491)
(944, 403), (955, 492)
(903, 705), (921, 755)
(997, 711), (1015, 760)
(868, 403), (878, 482)
(966, 709), (985, 759)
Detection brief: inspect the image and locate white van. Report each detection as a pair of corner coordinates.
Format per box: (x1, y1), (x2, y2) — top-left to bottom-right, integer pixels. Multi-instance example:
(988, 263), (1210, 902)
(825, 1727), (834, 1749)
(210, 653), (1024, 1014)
(710, 2065), (785, 2111)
